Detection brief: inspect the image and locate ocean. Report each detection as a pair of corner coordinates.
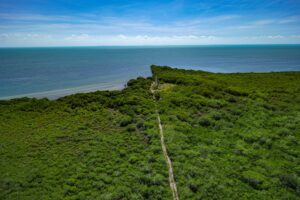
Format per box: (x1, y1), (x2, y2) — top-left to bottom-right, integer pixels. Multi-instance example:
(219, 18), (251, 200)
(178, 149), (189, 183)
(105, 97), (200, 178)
(0, 45), (299, 99)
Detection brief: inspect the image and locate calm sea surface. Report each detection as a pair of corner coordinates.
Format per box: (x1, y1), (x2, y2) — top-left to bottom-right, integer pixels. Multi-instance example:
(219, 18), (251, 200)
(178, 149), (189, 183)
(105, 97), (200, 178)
(0, 45), (300, 99)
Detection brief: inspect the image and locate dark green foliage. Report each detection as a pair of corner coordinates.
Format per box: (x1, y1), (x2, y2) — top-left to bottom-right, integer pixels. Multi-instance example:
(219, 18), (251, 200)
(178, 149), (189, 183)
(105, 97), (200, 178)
(199, 117), (212, 127)
(280, 174), (300, 194)
(0, 76), (171, 200)
(1, 66), (299, 199)
(152, 65), (300, 199)
(119, 116), (133, 127)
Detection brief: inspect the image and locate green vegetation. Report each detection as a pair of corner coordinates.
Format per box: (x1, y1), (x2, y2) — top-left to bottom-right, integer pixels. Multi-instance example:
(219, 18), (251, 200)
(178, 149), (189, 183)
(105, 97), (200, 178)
(152, 66), (300, 199)
(1, 66), (299, 199)
(0, 77), (172, 199)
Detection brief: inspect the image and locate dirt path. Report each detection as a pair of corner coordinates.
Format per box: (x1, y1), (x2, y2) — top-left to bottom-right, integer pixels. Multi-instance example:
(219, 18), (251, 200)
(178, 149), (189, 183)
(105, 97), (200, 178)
(150, 81), (179, 200)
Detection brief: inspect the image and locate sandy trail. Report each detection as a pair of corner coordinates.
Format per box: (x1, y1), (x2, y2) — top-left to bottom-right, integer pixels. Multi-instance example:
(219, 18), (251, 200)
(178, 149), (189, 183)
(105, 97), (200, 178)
(150, 81), (179, 200)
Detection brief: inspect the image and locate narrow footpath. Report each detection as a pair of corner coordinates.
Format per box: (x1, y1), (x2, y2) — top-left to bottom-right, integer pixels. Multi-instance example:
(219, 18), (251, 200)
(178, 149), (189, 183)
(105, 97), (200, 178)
(150, 80), (179, 200)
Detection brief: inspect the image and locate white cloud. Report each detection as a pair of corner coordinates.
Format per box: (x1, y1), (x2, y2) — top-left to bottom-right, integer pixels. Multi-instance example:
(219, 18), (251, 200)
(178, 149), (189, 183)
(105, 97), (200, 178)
(117, 34), (127, 39)
(1, 33), (299, 47)
(173, 15), (240, 27)
(266, 35), (284, 39)
(237, 16), (300, 29)
(0, 12), (240, 36)
(253, 19), (274, 26)
(64, 34), (90, 41)
(237, 19), (274, 29)
(0, 33), (220, 46)
(0, 11), (299, 46)
(0, 13), (74, 22)
(278, 15), (300, 24)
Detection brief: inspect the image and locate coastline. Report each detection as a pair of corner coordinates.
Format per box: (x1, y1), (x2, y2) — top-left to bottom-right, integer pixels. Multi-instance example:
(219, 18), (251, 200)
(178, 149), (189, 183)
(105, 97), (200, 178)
(0, 82), (124, 100)
(1, 66), (300, 199)
(1, 46), (299, 100)
(1, 68), (300, 100)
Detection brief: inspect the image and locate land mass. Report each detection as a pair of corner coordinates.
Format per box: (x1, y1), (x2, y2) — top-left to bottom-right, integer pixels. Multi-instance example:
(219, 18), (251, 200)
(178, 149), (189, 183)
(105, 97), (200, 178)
(1, 66), (299, 199)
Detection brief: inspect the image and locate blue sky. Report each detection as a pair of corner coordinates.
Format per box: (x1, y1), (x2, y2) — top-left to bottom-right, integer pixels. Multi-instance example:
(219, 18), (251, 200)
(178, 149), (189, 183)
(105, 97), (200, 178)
(0, 0), (300, 46)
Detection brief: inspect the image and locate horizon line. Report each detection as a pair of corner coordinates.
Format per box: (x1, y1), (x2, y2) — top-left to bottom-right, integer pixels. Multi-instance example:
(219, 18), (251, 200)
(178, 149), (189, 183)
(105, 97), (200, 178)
(1, 44), (300, 48)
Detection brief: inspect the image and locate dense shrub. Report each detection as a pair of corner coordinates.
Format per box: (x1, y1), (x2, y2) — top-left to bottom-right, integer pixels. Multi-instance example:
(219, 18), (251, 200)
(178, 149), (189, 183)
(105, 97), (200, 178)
(280, 174), (300, 193)
(1, 66), (299, 200)
(119, 116), (133, 127)
(154, 66), (300, 199)
(199, 117), (212, 127)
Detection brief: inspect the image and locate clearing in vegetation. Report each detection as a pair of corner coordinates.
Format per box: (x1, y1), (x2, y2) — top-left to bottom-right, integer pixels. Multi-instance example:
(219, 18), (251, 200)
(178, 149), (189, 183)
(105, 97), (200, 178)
(151, 80), (179, 200)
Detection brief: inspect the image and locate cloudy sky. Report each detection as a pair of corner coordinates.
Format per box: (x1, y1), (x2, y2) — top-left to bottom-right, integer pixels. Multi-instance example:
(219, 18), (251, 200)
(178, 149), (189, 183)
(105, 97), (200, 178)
(0, 0), (300, 46)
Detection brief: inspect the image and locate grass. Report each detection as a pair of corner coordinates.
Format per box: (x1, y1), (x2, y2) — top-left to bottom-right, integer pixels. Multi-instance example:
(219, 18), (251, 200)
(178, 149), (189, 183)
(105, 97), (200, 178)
(0, 65), (299, 199)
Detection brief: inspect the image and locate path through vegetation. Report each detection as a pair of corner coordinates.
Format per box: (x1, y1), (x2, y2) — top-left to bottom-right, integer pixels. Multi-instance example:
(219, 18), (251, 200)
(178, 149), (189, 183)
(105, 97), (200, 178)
(150, 80), (179, 200)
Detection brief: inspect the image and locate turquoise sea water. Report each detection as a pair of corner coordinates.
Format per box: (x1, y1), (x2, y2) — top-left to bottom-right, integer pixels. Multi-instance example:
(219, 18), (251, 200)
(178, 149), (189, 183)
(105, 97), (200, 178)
(0, 45), (300, 99)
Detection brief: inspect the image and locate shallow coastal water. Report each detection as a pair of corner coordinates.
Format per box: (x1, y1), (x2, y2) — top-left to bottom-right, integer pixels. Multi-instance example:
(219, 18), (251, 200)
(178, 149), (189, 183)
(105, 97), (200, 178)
(0, 45), (300, 99)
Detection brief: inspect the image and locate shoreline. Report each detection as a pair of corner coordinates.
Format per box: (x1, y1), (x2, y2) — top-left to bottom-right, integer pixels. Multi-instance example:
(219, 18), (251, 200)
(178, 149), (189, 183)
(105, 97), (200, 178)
(1, 68), (300, 100)
(0, 82), (125, 100)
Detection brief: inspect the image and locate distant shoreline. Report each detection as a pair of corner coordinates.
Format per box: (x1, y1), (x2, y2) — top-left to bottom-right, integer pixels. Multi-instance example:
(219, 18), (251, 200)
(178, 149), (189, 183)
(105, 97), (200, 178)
(2, 69), (300, 100)
(0, 82), (124, 100)
(1, 45), (299, 100)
